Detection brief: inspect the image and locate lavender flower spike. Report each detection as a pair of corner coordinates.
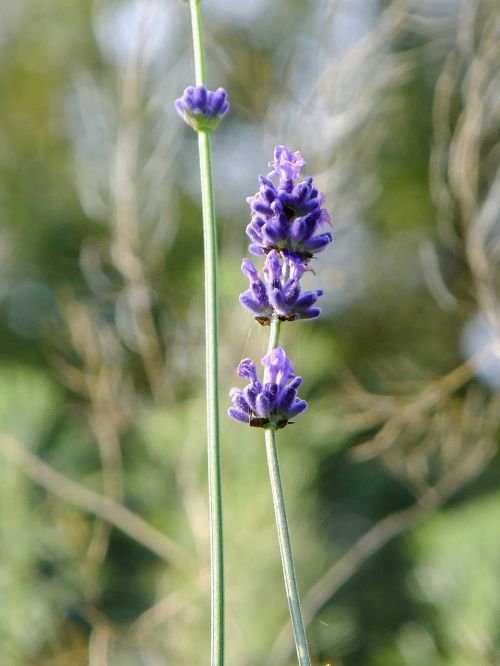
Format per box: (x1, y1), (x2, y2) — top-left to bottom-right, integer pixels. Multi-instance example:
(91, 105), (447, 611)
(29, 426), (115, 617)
(240, 250), (323, 325)
(228, 348), (307, 429)
(246, 146), (332, 260)
(175, 85), (229, 132)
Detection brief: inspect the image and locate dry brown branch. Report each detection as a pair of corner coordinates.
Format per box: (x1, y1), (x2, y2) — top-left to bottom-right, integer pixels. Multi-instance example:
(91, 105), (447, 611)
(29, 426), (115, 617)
(129, 588), (197, 640)
(0, 433), (191, 570)
(56, 297), (129, 584)
(430, 0), (500, 337)
(88, 623), (112, 666)
(349, 346), (491, 461)
(109, 0), (167, 399)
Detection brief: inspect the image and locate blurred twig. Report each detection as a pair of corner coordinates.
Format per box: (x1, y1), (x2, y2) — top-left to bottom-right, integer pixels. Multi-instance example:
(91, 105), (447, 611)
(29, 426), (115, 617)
(56, 297), (128, 589)
(109, 0), (167, 400)
(88, 623), (112, 666)
(347, 344), (493, 461)
(0, 433), (191, 570)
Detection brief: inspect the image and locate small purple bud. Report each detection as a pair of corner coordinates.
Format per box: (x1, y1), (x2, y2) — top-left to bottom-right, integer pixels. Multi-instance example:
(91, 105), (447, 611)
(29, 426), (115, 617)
(175, 84), (229, 132)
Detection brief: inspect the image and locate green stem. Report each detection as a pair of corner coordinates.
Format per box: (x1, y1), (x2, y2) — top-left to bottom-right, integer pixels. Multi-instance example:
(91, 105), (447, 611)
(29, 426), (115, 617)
(188, 1), (224, 664)
(265, 317), (312, 666)
(189, 0), (206, 85)
(267, 317), (282, 353)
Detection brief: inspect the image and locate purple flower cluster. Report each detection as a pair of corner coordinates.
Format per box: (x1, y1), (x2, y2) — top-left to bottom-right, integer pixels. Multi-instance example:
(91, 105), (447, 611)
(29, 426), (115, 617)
(240, 250), (323, 325)
(228, 349), (307, 429)
(229, 146), (331, 429)
(175, 85), (229, 132)
(246, 146), (332, 259)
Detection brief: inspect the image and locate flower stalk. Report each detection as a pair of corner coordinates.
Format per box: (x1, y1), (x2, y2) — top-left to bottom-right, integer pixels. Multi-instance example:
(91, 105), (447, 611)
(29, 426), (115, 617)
(266, 316), (312, 666)
(183, 1), (226, 663)
(229, 146), (332, 664)
(265, 426), (312, 666)
(197, 127), (224, 666)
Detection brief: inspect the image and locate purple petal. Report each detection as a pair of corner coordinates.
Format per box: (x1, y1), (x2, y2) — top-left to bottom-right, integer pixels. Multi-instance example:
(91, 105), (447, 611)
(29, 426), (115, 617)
(267, 145), (306, 182)
(237, 358), (258, 382)
(289, 257), (305, 281)
(269, 288), (290, 315)
(276, 386), (296, 414)
(243, 385), (259, 411)
(251, 279), (268, 305)
(175, 99), (185, 118)
(228, 407), (251, 424)
(262, 347), (294, 385)
(287, 398), (308, 418)
(255, 393), (270, 418)
(210, 88), (228, 115)
(302, 232), (333, 253)
(252, 200), (273, 215)
(295, 290), (321, 308)
(290, 218), (307, 243)
(259, 175), (275, 189)
(263, 250), (282, 286)
(249, 243), (265, 256)
(246, 223), (263, 243)
(262, 222), (283, 243)
(299, 307), (321, 319)
(284, 280), (300, 305)
(231, 392), (251, 413)
(239, 292), (266, 315)
(193, 85), (207, 108)
(262, 186), (277, 203)
(241, 259), (259, 281)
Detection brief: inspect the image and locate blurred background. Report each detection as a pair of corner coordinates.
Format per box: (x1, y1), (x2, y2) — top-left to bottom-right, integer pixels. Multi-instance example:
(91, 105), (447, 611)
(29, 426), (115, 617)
(0, 0), (499, 663)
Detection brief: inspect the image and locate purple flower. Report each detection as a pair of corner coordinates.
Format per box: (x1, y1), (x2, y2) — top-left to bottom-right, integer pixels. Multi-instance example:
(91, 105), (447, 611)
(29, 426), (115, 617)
(228, 348), (307, 428)
(267, 145), (306, 183)
(175, 85), (229, 132)
(246, 146), (332, 260)
(239, 250), (323, 325)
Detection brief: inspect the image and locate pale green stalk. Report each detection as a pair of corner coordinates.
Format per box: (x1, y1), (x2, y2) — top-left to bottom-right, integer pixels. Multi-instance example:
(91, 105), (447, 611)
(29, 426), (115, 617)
(187, 1), (224, 664)
(265, 315), (312, 666)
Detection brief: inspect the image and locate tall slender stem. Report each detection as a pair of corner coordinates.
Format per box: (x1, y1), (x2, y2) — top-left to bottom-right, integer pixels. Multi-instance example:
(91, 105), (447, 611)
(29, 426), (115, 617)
(188, 1), (224, 664)
(264, 427), (312, 666)
(265, 317), (312, 666)
(189, 0), (206, 86)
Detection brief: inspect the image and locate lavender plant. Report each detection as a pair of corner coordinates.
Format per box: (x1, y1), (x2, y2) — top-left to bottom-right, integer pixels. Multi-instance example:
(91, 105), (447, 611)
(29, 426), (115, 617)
(229, 147), (332, 665)
(175, 2), (229, 664)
